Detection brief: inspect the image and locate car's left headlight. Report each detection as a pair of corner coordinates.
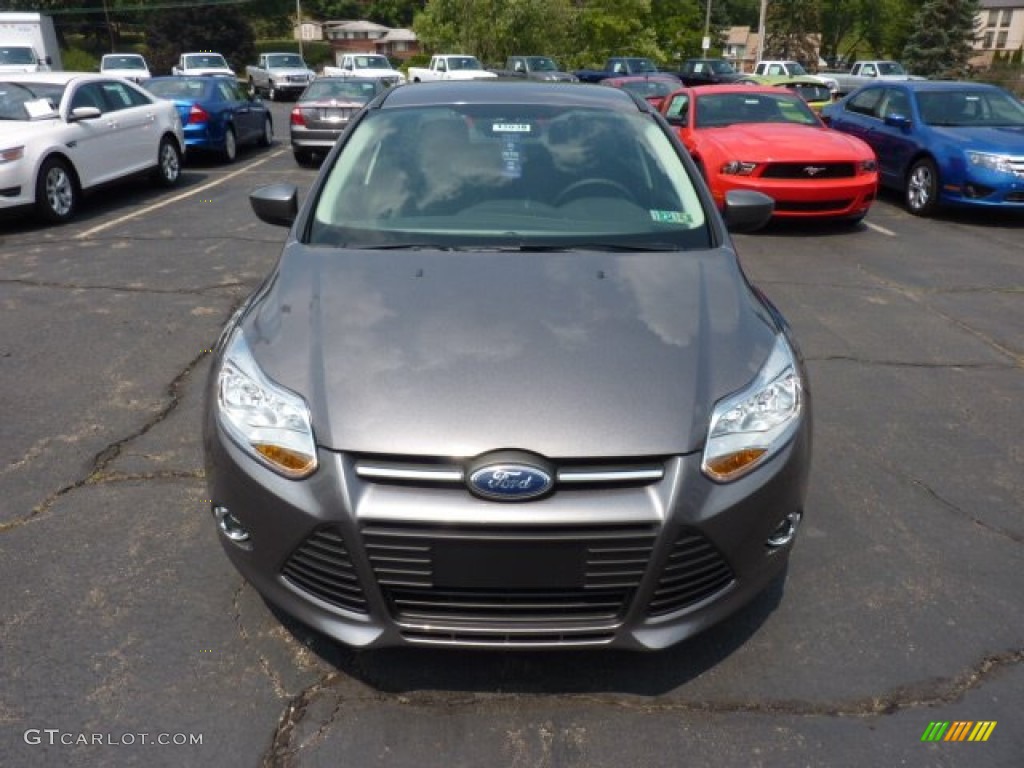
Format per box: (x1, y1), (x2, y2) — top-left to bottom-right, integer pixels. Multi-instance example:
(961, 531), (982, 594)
(702, 335), (804, 482)
(966, 151), (1017, 175)
(216, 328), (318, 479)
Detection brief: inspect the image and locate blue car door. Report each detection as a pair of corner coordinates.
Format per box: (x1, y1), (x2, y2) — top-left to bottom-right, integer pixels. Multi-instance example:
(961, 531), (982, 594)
(870, 87), (919, 187)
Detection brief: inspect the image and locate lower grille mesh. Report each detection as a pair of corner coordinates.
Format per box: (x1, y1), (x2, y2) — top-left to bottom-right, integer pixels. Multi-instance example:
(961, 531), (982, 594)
(281, 528), (369, 614)
(646, 530), (734, 616)
(362, 523), (658, 624)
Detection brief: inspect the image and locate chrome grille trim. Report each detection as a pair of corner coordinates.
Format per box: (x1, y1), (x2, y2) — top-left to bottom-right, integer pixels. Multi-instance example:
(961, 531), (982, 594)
(354, 456), (665, 488)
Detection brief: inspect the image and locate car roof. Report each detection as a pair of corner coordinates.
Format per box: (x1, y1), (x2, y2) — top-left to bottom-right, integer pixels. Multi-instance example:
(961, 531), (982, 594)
(880, 80), (1002, 92)
(688, 84), (788, 96)
(378, 81), (643, 111)
(0, 72), (112, 85)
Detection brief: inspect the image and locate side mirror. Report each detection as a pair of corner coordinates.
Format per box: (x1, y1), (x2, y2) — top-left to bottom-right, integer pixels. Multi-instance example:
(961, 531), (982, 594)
(884, 113), (911, 129)
(723, 189), (774, 233)
(69, 106), (102, 122)
(250, 183), (299, 227)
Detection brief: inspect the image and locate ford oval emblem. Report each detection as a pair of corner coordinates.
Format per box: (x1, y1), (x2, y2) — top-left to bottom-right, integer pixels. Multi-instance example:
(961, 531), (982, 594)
(468, 463), (554, 501)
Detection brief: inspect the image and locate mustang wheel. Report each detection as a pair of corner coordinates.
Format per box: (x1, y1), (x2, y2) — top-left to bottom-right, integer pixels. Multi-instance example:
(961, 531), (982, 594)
(152, 137), (182, 187)
(222, 126), (237, 163)
(905, 158), (939, 216)
(35, 157), (77, 223)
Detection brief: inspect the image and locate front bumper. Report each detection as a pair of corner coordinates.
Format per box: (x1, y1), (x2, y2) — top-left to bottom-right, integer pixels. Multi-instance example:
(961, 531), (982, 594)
(204, 405), (812, 651)
(714, 174), (878, 219)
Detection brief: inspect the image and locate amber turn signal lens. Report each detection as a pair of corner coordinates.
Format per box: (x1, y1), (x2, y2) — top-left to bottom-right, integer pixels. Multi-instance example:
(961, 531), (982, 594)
(703, 448), (767, 481)
(254, 444), (316, 478)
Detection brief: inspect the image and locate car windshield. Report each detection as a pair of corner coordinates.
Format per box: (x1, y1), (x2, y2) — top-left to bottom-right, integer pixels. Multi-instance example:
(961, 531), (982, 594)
(144, 78), (212, 99)
(104, 55), (146, 70)
(267, 54), (305, 68)
(916, 89), (1024, 127)
(625, 58), (658, 73)
(186, 54), (229, 69)
(353, 55), (391, 69)
(709, 61), (736, 74)
(309, 103), (708, 250)
(614, 79), (679, 99)
(0, 81), (64, 119)
(876, 62), (906, 76)
(785, 82), (832, 103)
(0, 47), (36, 66)
(301, 78), (380, 102)
(525, 57), (558, 72)
(695, 92), (820, 127)
(447, 57), (483, 71)
(785, 62), (809, 75)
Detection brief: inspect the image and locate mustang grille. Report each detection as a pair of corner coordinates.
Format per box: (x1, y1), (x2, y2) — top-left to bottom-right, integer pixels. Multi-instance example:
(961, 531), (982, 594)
(761, 163), (856, 179)
(773, 198), (855, 212)
(646, 530), (734, 616)
(281, 528), (369, 613)
(361, 523), (658, 625)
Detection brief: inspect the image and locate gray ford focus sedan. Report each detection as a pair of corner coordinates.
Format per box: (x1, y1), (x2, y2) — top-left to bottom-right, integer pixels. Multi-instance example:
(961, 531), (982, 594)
(203, 81), (812, 651)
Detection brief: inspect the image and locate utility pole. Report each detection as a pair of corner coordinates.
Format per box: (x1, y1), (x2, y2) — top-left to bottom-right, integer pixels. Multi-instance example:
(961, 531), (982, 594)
(703, 0), (712, 53)
(296, 0), (304, 60)
(757, 0), (768, 62)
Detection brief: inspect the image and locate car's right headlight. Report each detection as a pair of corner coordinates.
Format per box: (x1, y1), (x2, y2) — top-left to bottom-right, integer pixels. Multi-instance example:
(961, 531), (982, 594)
(216, 328), (318, 479)
(702, 335), (804, 482)
(966, 151), (1017, 175)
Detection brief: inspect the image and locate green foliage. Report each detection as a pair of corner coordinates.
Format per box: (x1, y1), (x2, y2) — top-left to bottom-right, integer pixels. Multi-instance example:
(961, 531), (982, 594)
(145, 6), (256, 76)
(414, 0), (576, 65)
(901, 0), (980, 78)
(764, 0), (822, 64)
(566, 0), (662, 69)
(651, 0), (705, 65)
(62, 47), (99, 73)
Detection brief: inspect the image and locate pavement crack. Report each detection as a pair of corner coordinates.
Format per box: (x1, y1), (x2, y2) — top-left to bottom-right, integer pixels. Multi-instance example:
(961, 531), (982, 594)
(0, 347), (210, 534)
(232, 582), (292, 701)
(262, 673), (342, 768)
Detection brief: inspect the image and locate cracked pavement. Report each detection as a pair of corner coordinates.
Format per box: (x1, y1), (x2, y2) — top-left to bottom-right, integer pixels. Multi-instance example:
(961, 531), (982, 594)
(1, 122), (1021, 767)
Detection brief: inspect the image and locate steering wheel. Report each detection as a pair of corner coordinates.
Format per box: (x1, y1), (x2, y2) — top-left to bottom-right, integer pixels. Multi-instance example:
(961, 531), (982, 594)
(554, 177), (638, 206)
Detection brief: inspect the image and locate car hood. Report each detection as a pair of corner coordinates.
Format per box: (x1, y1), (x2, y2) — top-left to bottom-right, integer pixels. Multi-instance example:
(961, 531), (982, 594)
(707, 123), (870, 158)
(0, 118), (60, 138)
(929, 124), (1024, 152)
(243, 246), (778, 458)
(265, 67), (312, 76)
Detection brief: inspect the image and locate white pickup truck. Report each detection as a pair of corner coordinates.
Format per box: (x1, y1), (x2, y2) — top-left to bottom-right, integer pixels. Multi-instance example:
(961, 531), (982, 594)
(322, 53), (405, 87)
(825, 60), (920, 96)
(407, 54), (497, 83)
(246, 52), (315, 100)
(172, 52), (235, 78)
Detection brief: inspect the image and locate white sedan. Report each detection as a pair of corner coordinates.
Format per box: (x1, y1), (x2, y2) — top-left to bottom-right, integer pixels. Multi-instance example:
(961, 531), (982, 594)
(0, 72), (185, 223)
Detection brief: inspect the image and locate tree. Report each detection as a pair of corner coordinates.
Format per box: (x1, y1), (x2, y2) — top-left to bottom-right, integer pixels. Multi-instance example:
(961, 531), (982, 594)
(901, 0), (980, 77)
(566, 0), (662, 68)
(146, 6), (256, 75)
(764, 0), (822, 66)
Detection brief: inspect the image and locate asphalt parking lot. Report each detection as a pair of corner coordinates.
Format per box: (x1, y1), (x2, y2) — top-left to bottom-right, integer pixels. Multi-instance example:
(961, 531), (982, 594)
(1, 100), (1022, 767)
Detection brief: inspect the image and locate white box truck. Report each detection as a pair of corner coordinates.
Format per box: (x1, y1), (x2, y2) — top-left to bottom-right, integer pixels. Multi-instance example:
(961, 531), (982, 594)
(0, 12), (62, 73)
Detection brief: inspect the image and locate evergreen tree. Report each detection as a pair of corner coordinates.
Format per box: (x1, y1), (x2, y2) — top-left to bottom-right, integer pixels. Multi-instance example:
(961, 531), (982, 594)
(901, 0), (980, 77)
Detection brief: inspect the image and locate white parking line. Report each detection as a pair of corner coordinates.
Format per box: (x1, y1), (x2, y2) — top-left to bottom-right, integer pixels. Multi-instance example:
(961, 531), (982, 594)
(865, 221), (897, 237)
(75, 149), (288, 240)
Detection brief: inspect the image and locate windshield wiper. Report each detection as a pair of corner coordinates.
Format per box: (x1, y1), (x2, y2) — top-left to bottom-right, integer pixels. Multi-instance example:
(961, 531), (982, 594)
(512, 243), (681, 252)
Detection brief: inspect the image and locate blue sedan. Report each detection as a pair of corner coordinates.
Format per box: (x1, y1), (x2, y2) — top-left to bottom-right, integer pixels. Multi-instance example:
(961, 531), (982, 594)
(144, 76), (273, 163)
(821, 81), (1024, 215)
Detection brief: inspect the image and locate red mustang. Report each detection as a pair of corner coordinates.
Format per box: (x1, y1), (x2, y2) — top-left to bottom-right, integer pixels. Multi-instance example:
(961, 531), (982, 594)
(660, 84), (878, 223)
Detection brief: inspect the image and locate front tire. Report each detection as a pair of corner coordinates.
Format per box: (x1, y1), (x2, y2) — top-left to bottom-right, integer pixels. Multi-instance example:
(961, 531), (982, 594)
(905, 158), (939, 216)
(152, 137), (182, 187)
(259, 116), (273, 148)
(222, 125), (237, 163)
(35, 157), (78, 223)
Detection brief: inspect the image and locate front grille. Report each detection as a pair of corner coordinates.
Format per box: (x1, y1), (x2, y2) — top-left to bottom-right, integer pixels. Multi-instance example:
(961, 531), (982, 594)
(400, 628), (616, 647)
(646, 530), (734, 616)
(362, 523), (658, 625)
(281, 527), (369, 613)
(773, 198), (855, 212)
(761, 163), (856, 179)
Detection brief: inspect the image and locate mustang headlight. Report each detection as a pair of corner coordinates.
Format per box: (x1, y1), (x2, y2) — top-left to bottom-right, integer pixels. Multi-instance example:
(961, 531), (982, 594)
(966, 151), (1017, 175)
(721, 160), (758, 176)
(702, 335), (804, 482)
(216, 329), (317, 479)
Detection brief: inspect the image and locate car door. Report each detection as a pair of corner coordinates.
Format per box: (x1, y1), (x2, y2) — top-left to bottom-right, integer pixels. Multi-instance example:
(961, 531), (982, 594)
(93, 79), (159, 174)
(215, 79), (256, 143)
(870, 86), (918, 186)
(63, 82), (124, 188)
